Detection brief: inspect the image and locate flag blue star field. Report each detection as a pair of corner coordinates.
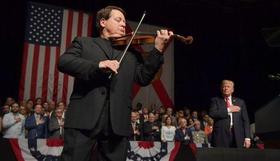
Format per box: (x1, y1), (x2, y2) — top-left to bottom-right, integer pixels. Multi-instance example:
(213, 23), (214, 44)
(19, 2), (93, 103)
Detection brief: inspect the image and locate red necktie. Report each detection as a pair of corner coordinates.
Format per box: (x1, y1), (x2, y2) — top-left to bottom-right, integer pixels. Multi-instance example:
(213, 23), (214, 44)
(225, 97), (231, 108)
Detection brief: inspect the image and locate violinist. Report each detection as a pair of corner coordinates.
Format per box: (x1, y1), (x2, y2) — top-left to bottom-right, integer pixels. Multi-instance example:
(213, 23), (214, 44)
(58, 5), (173, 161)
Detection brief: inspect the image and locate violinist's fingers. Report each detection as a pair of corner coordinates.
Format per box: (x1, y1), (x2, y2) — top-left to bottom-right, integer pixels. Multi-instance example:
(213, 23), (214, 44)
(99, 60), (119, 74)
(156, 30), (161, 36)
(168, 31), (174, 36)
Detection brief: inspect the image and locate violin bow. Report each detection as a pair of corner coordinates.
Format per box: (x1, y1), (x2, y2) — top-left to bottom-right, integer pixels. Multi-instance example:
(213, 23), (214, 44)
(109, 11), (146, 79)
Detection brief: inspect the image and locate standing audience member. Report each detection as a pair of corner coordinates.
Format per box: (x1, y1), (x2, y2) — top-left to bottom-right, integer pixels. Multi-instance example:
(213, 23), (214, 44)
(19, 106), (28, 118)
(35, 97), (43, 105)
(161, 116), (176, 142)
(140, 106), (149, 124)
(1, 104), (10, 137)
(204, 115), (214, 142)
(5, 97), (15, 106)
(187, 118), (195, 132)
(191, 120), (208, 146)
(42, 102), (50, 117)
(48, 100), (56, 118)
(183, 107), (191, 120)
(2, 102), (25, 138)
(175, 118), (192, 144)
(1, 104), (10, 116)
(209, 80), (251, 148)
(143, 112), (161, 141)
(49, 108), (65, 138)
(25, 104), (49, 139)
(25, 99), (34, 115)
(166, 107), (177, 126)
(129, 111), (142, 141)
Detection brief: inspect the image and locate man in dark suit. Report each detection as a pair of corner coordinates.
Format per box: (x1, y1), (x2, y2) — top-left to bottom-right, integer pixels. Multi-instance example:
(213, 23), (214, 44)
(25, 104), (49, 139)
(175, 118), (192, 144)
(209, 80), (251, 148)
(58, 5), (173, 161)
(142, 112), (161, 141)
(25, 104), (49, 152)
(48, 108), (64, 138)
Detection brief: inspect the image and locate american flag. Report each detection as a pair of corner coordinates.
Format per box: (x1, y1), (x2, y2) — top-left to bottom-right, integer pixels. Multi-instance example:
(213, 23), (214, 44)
(19, 2), (93, 104)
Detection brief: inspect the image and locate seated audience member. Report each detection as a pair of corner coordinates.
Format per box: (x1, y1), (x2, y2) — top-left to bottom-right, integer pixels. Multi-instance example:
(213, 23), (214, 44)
(2, 102), (25, 138)
(175, 118), (192, 144)
(191, 120), (208, 146)
(25, 104), (49, 139)
(129, 111), (142, 141)
(143, 112), (161, 141)
(161, 116), (176, 142)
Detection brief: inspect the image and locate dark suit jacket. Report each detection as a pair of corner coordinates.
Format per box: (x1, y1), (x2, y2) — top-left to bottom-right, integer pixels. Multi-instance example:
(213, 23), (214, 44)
(25, 114), (48, 139)
(142, 121), (161, 141)
(174, 128), (192, 144)
(128, 121), (142, 141)
(58, 37), (163, 136)
(209, 96), (250, 148)
(48, 117), (64, 138)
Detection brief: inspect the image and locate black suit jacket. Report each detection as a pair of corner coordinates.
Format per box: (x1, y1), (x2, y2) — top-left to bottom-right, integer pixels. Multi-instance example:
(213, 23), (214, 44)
(58, 37), (163, 136)
(48, 116), (64, 138)
(174, 128), (192, 144)
(209, 96), (250, 148)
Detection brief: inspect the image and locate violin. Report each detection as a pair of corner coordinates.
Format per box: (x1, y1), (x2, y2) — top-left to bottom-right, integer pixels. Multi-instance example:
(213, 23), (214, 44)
(110, 32), (194, 46)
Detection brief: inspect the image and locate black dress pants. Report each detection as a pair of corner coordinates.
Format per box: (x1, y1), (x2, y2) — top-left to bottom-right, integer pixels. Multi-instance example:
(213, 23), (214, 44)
(61, 101), (128, 161)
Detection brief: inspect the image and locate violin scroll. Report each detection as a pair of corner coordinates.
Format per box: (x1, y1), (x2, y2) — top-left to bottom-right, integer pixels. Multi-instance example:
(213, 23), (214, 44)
(173, 34), (193, 45)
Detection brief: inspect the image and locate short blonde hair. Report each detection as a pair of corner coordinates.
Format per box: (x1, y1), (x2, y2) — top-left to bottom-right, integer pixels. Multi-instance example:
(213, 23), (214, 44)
(221, 79), (234, 87)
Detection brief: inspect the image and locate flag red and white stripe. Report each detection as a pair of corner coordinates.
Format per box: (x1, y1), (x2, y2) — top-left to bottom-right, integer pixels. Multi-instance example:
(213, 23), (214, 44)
(127, 21), (175, 108)
(19, 2), (93, 104)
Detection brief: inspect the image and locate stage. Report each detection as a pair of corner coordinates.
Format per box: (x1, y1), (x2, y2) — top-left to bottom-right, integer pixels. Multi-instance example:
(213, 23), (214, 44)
(1, 138), (280, 161)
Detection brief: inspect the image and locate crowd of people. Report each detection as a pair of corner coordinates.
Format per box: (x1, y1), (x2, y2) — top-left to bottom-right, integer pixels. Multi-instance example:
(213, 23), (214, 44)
(0, 97), (65, 139)
(0, 96), (212, 146)
(129, 104), (212, 146)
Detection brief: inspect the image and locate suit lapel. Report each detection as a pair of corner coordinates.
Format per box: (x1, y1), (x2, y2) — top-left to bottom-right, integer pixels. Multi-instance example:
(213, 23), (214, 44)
(232, 97), (237, 105)
(219, 97), (227, 108)
(92, 38), (113, 59)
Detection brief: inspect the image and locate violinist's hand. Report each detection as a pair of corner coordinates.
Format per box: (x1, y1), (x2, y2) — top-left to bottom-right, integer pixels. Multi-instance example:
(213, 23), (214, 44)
(155, 29), (174, 53)
(99, 60), (120, 74)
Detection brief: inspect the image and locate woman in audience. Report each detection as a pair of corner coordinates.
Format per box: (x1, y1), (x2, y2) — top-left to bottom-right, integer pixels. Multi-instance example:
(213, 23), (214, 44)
(161, 116), (176, 142)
